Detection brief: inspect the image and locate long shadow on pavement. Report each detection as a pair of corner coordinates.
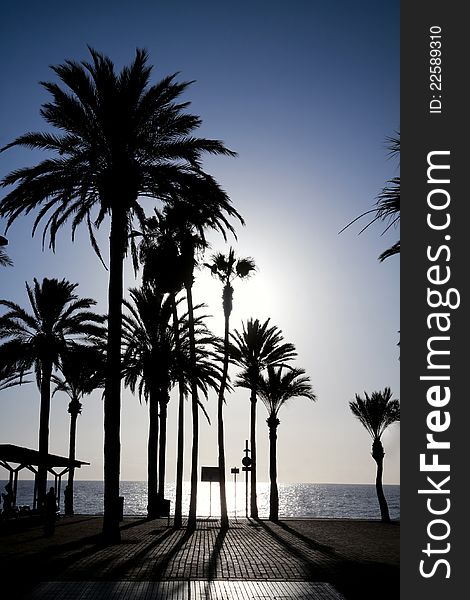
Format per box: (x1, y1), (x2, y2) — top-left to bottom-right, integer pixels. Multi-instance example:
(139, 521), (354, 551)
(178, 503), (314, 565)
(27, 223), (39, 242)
(257, 520), (399, 600)
(275, 520), (339, 558)
(207, 526), (228, 581)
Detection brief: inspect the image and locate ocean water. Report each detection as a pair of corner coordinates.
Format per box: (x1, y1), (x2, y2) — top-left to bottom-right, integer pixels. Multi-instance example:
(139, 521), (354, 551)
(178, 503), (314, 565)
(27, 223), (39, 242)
(1, 480), (399, 520)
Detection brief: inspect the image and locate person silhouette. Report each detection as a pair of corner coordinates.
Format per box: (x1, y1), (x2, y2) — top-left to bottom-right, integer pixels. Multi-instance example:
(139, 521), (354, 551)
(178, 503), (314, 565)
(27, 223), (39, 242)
(64, 484), (73, 516)
(44, 487), (57, 536)
(2, 482), (14, 518)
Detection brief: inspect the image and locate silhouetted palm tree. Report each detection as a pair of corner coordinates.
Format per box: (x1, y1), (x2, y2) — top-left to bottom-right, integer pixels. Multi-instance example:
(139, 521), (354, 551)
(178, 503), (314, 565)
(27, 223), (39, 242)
(0, 48), (239, 542)
(231, 318), (297, 518)
(340, 134), (400, 261)
(206, 248), (256, 528)
(349, 387), (399, 522)
(258, 366), (316, 522)
(0, 277), (104, 508)
(122, 285), (173, 519)
(138, 210), (192, 524)
(52, 344), (106, 515)
(140, 204), (243, 529)
(122, 282), (221, 520)
(172, 301), (224, 526)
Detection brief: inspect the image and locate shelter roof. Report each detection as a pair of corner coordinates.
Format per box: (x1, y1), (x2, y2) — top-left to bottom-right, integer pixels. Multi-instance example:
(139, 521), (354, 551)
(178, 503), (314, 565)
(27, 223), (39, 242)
(0, 444), (89, 468)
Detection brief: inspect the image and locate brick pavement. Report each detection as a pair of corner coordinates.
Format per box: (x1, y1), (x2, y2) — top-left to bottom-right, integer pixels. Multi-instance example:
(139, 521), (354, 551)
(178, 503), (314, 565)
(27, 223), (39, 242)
(0, 516), (399, 599)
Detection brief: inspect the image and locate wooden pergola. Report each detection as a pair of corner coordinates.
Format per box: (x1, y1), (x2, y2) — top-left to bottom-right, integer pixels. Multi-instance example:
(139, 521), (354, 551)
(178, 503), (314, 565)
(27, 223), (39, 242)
(0, 443), (89, 511)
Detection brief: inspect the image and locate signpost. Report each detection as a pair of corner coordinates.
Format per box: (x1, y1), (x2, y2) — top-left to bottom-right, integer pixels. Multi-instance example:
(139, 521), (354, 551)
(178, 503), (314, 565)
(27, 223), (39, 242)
(230, 467), (240, 518)
(201, 466), (220, 517)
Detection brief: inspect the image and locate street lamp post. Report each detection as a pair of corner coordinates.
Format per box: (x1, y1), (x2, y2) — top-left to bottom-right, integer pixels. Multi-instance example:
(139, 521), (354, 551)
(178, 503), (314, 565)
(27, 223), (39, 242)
(241, 439), (252, 518)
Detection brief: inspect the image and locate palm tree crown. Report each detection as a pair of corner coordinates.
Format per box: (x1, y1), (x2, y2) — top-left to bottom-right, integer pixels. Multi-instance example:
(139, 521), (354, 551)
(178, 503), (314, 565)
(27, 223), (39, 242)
(258, 366), (317, 419)
(206, 247), (256, 316)
(349, 387), (400, 441)
(0, 278), (104, 381)
(232, 318), (297, 388)
(0, 48), (238, 257)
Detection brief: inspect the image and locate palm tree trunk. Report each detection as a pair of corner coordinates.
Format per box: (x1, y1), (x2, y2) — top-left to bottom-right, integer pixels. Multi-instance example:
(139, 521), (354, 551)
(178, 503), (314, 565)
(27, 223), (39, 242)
(103, 207), (126, 544)
(147, 390), (159, 519)
(187, 283), (199, 530)
(372, 438), (391, 523)
(250, 388), (258, 518)
(66, 407), (79, 516)
(37, 359), (52, 510)
(158, 395), (169, 506)
(268, 416), (280, 522)
(217, 302), (230, 529)
(172, 296), (185, 528)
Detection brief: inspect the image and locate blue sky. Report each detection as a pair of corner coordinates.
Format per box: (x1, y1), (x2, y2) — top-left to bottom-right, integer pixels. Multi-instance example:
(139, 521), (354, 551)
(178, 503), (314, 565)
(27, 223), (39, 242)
(0, 0), (400, 486)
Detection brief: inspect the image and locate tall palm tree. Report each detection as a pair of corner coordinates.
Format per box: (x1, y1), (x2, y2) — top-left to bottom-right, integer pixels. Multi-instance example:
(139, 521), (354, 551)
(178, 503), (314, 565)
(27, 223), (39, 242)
(0, 277), (104, 508)
(349, 387), (400, 522)
(206, 248), (256, 528)
(258, 366), (316, 522)
(170, 301), (223, 527)
(139, 204), (243, 529)
(122, 283), (222, 520)
(340, 134), (400, 261)
(52, 344), (106, 515)
(231, 318), (297, 518)
(0, 48), (239, 542)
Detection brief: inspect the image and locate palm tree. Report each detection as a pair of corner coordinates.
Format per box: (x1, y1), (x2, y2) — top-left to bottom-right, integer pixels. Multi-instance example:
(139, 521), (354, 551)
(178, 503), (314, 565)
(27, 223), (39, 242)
(122, 284), (173, 519)
(122, 282), (222, 520)
(258, 366), (316, 522)
(206, 248), (256, 528)
(139, 204), (243, 529)
(52, 344), (106, 515)
(340, 134), (400, 261)
(349, 387), (400, 523)
(0, 277), (104, 508)
(138, 210), (194, 525)
(231, 318), (297, 518)
(0, 48), (239, 542)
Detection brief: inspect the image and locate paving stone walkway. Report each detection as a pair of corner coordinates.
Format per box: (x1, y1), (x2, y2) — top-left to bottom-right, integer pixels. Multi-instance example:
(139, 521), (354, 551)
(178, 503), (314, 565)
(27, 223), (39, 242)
(1, 516), (399, 599)
(23, 580), (346, 599)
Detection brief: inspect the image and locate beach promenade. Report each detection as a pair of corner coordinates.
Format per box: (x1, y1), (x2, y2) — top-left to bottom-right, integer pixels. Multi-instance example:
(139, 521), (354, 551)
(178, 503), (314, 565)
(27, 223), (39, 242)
(0, 516), (399, 599)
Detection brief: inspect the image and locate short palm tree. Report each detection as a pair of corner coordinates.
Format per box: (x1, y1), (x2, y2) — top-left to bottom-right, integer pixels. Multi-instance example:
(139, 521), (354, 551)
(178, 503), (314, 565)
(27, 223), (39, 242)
(52, 344), (106, 515)
(0, 48), (239, 542)
(206, 248), (256, 528)
(258, 366), (316, 522)
(340, 134), (400, 262)
(231, 318), (297, 518)
(122, 284), (173, 519)
(349, 387), (400, 522)
(0, 277), (104, 508)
